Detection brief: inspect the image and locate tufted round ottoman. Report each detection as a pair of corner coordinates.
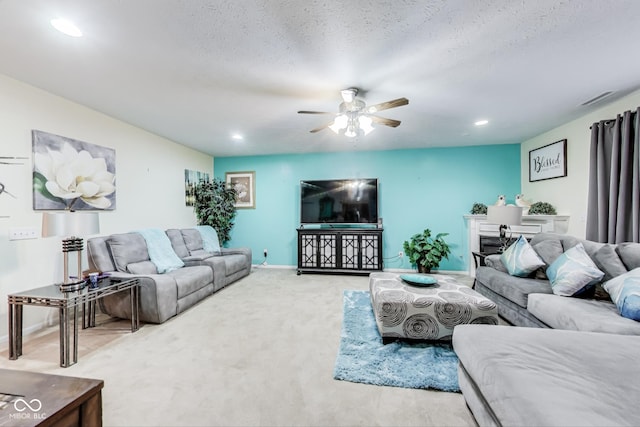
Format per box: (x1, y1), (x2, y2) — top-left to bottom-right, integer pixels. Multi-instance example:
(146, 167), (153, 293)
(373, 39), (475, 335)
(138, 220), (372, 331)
(369, 272), (498, 343)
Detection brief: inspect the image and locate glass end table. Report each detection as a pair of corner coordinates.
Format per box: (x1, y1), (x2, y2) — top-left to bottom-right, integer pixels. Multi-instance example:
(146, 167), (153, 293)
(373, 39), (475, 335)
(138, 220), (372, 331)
(8, 277), (140, 367)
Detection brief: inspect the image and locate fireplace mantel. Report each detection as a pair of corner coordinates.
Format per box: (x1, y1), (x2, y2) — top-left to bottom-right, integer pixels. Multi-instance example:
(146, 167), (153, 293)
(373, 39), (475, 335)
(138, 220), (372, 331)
(464, 214), (570, 276)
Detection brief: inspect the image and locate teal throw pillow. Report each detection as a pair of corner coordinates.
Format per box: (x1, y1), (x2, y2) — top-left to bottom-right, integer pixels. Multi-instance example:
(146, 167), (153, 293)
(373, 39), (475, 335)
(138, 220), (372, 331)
(603, 267), (640, 321)
(136, 228), (185, 273)
(546, 243), (604, 297)
(500, 235), (545, 277)
(195, 225), (221, 254)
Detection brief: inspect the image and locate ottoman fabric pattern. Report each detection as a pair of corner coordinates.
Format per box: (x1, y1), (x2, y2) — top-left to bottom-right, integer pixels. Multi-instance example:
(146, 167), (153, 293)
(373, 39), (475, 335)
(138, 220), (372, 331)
(369, 272), (498, 341)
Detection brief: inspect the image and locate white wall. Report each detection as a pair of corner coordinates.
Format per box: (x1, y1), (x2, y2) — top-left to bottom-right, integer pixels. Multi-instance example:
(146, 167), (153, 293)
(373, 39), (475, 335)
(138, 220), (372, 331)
(0, 74), (212, 342)
(521, 88), (640, 238)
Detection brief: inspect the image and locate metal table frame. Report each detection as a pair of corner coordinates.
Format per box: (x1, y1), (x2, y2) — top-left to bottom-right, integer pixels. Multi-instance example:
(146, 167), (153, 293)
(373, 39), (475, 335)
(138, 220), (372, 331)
(8, 277), (140, 368)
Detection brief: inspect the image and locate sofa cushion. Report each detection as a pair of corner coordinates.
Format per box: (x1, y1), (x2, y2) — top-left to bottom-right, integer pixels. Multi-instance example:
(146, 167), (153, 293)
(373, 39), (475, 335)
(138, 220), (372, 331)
(107, 233), (150, 273)
(181, 228), (205, 254)
(136, 228), (185, 273)
(127, 260), (158, 274)
(500, 235), (545, 277)
(224, 253), (249, 275)
(528, 293), (640, 334)
(592, 244), (629, 281)
(475, 266), (552, 308)
(546, 243), (604, 297)
(167, 266), (213, 299)
(532, 238), (564, 265)
(452, 324), (640, 427)
(616, 242), (640, 270)
(604, 268), (640, 321)
(531, 239), (563, 279)
(165, 229), (190, 258)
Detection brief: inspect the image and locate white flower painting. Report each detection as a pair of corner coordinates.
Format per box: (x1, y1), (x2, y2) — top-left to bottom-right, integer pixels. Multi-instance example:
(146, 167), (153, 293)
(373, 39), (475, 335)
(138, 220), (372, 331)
(32, 130), (116, 210)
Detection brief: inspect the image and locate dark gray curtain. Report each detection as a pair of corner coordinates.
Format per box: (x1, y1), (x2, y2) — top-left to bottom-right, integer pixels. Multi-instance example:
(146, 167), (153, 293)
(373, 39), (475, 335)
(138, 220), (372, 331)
(586, 107), (640, 243)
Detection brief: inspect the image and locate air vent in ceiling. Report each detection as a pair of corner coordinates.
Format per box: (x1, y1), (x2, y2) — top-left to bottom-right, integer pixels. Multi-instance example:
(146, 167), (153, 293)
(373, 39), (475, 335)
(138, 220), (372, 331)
(581, 91), (614, 106)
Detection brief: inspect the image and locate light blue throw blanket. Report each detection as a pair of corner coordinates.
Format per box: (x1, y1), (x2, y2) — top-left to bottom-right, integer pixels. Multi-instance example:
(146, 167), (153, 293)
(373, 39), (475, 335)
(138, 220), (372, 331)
(136, 228), (184, 273)
(195, 225), (221, 254)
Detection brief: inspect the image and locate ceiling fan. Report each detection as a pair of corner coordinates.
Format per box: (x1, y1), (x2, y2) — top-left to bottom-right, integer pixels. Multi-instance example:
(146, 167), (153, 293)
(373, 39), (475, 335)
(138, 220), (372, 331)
(298, 88), (409, 137)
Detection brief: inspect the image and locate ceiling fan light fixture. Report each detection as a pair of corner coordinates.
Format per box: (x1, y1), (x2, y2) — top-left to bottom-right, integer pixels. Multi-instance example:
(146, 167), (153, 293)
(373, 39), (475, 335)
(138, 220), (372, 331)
(344, 126), (357, 138)
(359, 115), (374, 135)
(329, 114), (348, 134)
(341, 88), (357, 103)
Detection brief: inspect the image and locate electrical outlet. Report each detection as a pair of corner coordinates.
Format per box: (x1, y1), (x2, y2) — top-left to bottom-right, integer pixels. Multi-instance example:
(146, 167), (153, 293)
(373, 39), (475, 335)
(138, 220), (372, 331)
(263, 248), (268, 258)
(398, 251), (403, 258)
(9, 227), (38, 240)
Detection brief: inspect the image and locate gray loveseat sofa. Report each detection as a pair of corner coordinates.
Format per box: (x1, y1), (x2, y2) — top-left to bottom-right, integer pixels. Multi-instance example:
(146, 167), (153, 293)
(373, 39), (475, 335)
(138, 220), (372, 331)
(453, 233), (640, 426)
(87, 228), (251, 324)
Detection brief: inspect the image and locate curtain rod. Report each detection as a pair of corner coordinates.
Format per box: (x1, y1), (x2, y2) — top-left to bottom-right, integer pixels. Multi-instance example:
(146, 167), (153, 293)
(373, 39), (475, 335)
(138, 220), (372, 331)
(589, 109), (639, 129)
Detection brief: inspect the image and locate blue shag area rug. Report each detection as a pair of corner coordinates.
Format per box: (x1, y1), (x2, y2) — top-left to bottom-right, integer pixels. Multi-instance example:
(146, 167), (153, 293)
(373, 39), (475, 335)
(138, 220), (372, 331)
(333, 290), (460, 392)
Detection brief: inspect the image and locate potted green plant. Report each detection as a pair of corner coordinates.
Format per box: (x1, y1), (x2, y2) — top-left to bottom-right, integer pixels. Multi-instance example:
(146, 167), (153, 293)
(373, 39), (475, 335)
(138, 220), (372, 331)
(193, 178), (237, 244)
(403, 229), (451, 273)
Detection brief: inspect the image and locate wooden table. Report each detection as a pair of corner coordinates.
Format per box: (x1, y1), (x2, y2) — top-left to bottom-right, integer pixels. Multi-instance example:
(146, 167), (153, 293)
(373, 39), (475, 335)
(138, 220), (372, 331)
(0, 368), (103, 426)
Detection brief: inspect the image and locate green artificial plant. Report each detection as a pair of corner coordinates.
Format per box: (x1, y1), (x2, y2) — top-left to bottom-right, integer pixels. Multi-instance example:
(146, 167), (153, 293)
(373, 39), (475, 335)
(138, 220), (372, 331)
(528, 201), (557, 215)
(470, 202), (488, 215)
(193, 178), (238, 244)
(403, 229), (452, 273)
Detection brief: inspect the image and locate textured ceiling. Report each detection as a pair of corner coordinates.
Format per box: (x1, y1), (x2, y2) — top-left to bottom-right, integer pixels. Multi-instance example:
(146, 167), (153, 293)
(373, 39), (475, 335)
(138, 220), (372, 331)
(1, 0), (639, 157)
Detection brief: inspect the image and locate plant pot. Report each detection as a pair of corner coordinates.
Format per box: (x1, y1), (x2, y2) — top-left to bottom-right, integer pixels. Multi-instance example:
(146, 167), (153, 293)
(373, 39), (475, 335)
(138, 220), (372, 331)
(418, 265), (431, 274)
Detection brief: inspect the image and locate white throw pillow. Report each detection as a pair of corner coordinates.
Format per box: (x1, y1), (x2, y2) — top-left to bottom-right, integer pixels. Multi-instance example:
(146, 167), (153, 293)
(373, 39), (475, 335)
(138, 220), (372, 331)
(546, 243), (604, 297)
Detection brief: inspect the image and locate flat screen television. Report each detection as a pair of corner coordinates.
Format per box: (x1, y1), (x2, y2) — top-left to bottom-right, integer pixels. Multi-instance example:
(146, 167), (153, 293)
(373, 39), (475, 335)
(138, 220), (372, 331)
(300, 178), (379, 225)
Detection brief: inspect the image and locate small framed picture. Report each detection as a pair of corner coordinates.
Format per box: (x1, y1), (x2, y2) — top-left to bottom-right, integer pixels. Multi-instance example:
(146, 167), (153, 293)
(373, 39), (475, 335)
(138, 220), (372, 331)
(529, 139), (567, 182)
(225, 171), (255, 209)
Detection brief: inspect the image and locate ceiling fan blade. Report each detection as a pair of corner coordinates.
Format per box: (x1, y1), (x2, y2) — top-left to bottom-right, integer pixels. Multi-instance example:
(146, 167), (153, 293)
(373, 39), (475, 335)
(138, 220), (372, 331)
(310, 124), (330, 133)
(371, 116), (401, 128)
(298, 110), (333, 114)
(366, 97), (409, 113)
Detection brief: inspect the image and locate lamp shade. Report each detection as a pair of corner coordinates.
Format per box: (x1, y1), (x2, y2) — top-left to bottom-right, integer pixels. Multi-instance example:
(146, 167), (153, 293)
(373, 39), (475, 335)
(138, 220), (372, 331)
(486, 205), (523, 226)
(42, 211), (100, 237)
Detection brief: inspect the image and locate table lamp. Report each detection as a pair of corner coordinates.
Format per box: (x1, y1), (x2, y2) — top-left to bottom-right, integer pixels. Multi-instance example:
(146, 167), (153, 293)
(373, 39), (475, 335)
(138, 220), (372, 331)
(486, 205), (523, 252)
(42, 211), (100, 291)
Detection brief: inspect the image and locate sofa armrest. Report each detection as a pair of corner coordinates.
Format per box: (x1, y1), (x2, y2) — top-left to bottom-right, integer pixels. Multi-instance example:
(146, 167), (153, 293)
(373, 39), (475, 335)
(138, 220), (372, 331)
(221, 247), (252, 257)
(98, 272), (178, 324)
(484, 254), (508, 273)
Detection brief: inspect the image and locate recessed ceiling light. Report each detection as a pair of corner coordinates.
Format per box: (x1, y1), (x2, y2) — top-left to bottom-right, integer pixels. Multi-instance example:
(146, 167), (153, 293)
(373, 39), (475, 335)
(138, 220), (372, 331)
(51, 18), (82, 37)
(474, 120), (489, 126)
(231, 134), (243, 141)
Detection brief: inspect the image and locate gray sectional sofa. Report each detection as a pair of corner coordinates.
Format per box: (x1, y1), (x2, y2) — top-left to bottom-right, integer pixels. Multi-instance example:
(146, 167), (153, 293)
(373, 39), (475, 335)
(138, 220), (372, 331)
(474, 232), (640, 333)
(87, 227), (251, 324)
(453, 233), (640, 426)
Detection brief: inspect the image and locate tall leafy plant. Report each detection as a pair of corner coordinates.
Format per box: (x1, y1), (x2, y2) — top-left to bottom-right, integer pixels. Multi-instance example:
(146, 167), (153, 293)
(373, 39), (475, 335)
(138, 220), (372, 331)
(193, 178), (237, 244)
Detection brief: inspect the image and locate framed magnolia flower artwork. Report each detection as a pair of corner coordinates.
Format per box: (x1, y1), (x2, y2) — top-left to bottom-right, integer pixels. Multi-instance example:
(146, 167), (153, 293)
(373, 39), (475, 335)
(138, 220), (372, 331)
(32, 130), (116, 210)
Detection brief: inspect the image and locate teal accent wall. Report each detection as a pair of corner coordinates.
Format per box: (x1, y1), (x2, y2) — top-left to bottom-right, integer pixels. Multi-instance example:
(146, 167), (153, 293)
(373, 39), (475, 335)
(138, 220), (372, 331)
(214, 145), (521, 271)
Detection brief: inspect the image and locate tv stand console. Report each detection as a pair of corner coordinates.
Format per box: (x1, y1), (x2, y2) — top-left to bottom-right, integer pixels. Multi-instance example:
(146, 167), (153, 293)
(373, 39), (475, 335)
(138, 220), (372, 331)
(297, 227), (383, 275)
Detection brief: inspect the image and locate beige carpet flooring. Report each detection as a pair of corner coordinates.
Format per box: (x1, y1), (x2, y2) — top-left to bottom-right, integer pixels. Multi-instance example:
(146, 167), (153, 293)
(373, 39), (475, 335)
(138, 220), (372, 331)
(0, 268), (476, 427)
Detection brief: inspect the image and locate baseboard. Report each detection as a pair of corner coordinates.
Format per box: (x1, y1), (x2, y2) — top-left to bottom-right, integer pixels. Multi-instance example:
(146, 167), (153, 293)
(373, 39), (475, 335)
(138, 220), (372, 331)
(251, 264), (296, 270)
(249, 264), (469, 276)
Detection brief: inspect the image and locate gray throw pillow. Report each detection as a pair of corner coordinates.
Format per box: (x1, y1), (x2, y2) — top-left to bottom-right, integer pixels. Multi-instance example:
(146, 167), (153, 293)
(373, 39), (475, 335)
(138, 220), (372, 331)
(592, 245), (629, 282)
(532, 239), (563, 280)
(616, 242), (640, 271)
